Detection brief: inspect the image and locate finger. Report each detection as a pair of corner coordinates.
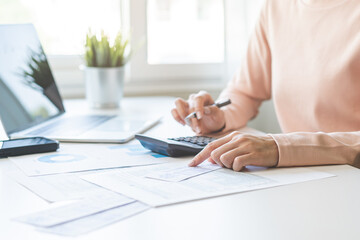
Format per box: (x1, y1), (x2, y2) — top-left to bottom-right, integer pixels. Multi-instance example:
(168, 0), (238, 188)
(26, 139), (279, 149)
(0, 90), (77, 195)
(188, 134), (233, 167)
(217, 144), (249, 169)
(208, 155), (224, 168)
(191, 117), (200, 134)
(174, 98), (189, 119)
(193, 91), (214, 119)
(193, 97), (206, 120)
(171, 108), (185, 125)
(210, 141), (239, 168)
(207, 158), (216, 164)
(197, 90), (214, 105)
(204, 105), (223, 117)
(203, 106), (212, 115)
(232, 154), (253, 171)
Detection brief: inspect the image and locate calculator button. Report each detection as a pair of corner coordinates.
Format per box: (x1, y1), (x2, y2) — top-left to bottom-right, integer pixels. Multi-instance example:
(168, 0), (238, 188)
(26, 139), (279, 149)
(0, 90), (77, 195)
(167, 136), (215, 146)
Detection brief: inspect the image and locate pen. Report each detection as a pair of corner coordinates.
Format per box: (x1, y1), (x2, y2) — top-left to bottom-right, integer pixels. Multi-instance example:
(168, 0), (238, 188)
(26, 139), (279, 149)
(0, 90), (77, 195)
(184, 99), (231, 125)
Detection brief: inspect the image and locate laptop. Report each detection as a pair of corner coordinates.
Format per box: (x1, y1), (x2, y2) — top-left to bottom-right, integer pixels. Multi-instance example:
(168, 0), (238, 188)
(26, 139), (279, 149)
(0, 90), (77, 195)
(0, 24), (160, 143)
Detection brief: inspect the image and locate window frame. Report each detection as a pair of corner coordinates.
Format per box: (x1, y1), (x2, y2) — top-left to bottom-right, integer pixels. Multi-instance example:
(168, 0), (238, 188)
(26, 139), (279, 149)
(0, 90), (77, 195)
(47, 0), (227, 98)
(129, 0), (226, 83)
(47, 0), (264, 98)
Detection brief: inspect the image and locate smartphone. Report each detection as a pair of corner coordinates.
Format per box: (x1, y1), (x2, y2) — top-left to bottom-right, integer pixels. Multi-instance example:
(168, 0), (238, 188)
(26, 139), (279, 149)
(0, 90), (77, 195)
(0, 137), (59, 158)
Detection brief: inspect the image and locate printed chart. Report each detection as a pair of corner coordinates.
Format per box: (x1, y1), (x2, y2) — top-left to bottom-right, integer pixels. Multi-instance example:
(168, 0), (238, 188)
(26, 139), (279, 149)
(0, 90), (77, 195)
(10, 143), (172, 176)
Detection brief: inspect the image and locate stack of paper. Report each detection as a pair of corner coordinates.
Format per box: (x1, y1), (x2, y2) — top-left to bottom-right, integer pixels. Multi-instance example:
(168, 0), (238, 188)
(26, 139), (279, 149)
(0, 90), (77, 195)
(9, 142), (336, 236)
(146, 161), (221, 182)
(8, 169), (112, 202)
(14, 192), (149, 236)
(82, 162), (335, 206)
(39, 202), (149, 236)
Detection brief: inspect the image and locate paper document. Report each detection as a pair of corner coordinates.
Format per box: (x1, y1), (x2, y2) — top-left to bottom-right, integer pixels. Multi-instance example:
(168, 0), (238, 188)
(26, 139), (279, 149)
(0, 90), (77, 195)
(39, 202), (149, 236)
(7, 169), (113, 202)
(10, 143), (171, 176)
(146, 161), (221, 182)
(82, 163), (335, 206)
(15, 192), (134, 227)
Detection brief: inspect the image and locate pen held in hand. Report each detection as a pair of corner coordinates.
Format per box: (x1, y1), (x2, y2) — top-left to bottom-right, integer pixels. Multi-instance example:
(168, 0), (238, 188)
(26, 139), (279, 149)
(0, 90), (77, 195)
(184, 99), (231, 126)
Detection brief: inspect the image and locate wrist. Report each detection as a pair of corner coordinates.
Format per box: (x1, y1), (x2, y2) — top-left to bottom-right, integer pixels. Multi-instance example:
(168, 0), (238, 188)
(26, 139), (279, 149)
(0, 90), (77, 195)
(212, 110), (226, 133)
(265, 134), (279, 167)
(213, 123), (226, 133)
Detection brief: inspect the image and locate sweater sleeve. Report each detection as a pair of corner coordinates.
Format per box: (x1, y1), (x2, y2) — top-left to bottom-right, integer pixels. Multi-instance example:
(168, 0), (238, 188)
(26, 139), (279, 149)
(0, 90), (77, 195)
(218, 1), (272, 132)
(270, 132), (360, 168)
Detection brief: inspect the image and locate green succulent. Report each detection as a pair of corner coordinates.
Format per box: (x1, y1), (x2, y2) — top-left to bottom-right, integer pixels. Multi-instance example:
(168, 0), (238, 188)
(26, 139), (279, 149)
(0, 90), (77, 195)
(85, 30), (130, 68)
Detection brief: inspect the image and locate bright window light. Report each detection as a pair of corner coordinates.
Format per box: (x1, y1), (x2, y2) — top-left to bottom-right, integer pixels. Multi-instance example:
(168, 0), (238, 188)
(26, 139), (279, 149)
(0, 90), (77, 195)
(147, 0), (225, 64)
(0, 0), (122, 55)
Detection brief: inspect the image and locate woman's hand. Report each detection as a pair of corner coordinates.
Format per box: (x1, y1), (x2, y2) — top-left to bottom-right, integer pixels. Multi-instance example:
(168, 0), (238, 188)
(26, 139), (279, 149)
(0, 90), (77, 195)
(171, 91), (226, 134)
(189, 131), (279, 171)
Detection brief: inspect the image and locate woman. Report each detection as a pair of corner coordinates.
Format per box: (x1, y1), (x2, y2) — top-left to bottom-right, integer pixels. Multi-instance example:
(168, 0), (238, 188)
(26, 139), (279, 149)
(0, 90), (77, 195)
(171, 0), (360, 171)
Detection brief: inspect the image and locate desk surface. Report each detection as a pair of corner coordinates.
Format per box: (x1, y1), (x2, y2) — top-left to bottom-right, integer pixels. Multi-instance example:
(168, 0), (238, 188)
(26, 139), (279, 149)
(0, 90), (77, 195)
(1, 97), (359, 240)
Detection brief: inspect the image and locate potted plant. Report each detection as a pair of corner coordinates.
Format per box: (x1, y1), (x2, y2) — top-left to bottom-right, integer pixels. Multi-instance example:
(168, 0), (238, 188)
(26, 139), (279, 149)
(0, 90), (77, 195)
(83, 30), (130, 109)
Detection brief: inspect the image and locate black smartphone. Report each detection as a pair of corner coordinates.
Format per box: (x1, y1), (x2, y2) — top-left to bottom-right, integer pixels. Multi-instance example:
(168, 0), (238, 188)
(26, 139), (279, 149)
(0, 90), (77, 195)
(0, 137), (59, 158)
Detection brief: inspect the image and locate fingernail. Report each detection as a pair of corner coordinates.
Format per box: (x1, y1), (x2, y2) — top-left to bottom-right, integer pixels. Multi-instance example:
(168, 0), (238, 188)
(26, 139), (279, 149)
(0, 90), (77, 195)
(196, 111), (203, 119)
(204, 108), (211, 115)
(188, 161), (195, 167)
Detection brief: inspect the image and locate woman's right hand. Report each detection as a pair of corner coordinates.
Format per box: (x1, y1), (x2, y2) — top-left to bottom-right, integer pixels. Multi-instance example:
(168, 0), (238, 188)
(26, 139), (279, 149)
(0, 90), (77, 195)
(171, 91), (226, 135)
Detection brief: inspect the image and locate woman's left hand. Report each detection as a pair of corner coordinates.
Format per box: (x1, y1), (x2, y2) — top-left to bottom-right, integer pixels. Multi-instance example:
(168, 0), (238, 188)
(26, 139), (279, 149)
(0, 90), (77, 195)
(189, 131), (279, 171)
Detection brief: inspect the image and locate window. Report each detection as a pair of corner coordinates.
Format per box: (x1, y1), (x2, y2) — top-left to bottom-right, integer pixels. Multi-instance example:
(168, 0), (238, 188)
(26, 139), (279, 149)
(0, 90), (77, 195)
(0, 0), (123, 55)
(0, 0), (264, 97)
(0, 0), (127, 97)
(129, 0), (226, 93)
(147, 0), (224, 64)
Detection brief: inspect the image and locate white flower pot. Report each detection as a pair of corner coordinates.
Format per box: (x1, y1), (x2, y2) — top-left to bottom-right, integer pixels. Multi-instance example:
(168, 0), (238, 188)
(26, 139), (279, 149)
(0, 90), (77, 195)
(83, 66), (125, 109)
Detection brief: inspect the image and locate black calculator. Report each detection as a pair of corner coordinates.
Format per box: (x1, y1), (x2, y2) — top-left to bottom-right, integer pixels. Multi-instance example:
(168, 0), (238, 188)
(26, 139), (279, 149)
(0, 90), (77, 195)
(135, 134), (216, 157)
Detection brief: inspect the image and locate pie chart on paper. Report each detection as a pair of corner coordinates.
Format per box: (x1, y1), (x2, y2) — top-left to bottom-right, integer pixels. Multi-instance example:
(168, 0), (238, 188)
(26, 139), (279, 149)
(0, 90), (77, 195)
(37, 154), (87, 164)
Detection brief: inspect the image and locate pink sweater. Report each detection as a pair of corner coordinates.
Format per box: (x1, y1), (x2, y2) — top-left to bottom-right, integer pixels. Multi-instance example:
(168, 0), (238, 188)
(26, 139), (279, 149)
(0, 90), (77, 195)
(219, 0), (360, 167)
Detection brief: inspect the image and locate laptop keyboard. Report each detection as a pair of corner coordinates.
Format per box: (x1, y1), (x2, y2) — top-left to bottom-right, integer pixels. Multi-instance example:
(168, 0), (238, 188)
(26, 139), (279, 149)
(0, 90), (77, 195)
(28, 115), (114, 136)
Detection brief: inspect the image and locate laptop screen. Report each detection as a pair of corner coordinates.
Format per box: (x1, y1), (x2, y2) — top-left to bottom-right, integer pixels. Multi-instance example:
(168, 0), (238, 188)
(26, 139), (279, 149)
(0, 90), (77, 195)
(0, 24), (65, 134)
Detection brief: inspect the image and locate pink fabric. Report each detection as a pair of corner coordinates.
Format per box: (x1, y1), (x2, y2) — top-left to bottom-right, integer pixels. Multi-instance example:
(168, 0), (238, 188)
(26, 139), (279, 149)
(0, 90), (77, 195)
(218, 0), (360, 167)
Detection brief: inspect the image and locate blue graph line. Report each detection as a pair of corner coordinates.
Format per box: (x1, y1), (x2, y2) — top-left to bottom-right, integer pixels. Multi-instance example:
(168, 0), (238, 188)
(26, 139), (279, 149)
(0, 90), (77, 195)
(126, 151), (151, 156)
(108, 145), (144, 151)
(38, 154), (86, 163)
(108, 144), (168, 158)
(151, 153), (167, 158)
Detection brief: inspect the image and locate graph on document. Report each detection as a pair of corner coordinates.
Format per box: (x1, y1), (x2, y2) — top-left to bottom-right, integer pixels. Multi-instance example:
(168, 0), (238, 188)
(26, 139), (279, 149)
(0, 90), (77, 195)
(10, 143), (171, 176)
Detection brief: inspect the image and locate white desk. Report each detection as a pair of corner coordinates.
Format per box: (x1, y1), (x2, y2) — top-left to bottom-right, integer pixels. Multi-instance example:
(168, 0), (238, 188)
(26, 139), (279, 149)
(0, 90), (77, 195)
(1, 97), (360, 240)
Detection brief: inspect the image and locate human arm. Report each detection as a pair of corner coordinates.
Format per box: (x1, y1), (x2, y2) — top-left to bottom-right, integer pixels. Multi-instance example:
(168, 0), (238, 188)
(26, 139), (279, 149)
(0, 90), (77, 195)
(189, 131), (360, 171)
(171, 1), (272, 134)
(189, 131), (279, 171)
(216, 0), (272, 132)
(271, 131), (360, 168)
